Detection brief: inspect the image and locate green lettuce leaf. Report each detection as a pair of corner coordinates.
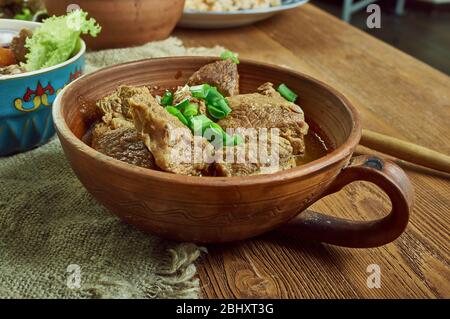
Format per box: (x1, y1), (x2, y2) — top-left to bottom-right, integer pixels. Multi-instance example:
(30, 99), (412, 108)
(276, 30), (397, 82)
(23, 10), (101, 72)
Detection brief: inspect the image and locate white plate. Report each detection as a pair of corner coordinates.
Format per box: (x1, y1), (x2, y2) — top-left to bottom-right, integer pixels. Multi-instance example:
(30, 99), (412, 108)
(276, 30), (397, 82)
(178, 0), (309, 29)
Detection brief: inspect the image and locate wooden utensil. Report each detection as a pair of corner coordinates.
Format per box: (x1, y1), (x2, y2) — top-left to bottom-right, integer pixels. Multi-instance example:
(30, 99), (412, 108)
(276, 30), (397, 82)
(53, 57), (414, 248)
(361, 129), (450, 174)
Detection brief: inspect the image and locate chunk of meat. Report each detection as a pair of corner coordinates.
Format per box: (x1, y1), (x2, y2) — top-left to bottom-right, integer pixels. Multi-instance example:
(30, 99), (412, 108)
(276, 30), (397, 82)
(218, 82), (309, 155)
(10, 28), (33, 63)
(187, 59), (239, 97)
(215, 134), (296, 177)
(91, 124), (157, 169)
(257, 82), (280, 97)
(129, 92), (214, 176)
(91, 86), (158, 169)
(97, 86), (152, 129)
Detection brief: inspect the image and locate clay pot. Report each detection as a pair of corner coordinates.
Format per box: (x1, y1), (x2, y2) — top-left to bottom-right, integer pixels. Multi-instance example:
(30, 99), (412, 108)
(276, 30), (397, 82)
(53, 57), (414, 247)
(44, 0), (185, 50)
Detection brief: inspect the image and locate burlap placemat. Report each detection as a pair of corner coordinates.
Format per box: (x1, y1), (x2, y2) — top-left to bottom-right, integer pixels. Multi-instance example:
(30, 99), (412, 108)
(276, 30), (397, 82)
(0, 38), (225, 299)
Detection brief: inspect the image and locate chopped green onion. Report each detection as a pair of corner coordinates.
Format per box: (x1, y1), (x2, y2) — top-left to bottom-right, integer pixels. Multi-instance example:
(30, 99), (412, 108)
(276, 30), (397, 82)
(277, 84), (298, 103)
(175, 98), (190, 111)
(189, 115), (242, 146)
(207, 105), (227, 120)
(190, 84), (211, 99)
(206, 87), (223, 104)
(183, 103), (199, 118)
(160, 91), (173, 106)
(205, 87), (231, 119)
(224, 135), (236, 146)
(220, 50), (240, 64)
(189, 84), (232, 119)
(210, 123), (243, 146)
(207, 123), (225, 143)
(165, 106), (189, 126)
(222, 132), (243, 146)
(190, 115), (213, 133)
(214, 98), (232, 114)
(165, 106), (178, 115)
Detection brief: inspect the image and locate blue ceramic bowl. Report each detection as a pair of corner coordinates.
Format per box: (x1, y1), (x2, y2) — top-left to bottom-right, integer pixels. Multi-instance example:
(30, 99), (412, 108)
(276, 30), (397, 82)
(0, 20), (86, 156)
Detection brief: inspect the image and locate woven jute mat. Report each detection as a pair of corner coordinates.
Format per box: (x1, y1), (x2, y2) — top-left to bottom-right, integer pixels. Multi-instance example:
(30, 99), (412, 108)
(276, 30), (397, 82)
(0, 38), (224, 299)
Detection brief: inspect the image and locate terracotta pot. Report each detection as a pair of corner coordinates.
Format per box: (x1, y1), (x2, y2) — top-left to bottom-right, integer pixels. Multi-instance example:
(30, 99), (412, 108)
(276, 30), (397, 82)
(53, 57), (414, 247)
(44, 0), (185, 50)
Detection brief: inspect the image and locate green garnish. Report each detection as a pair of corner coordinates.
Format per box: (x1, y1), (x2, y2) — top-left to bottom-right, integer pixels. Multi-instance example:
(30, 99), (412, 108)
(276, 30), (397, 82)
(190, 84), (211, 99)
(209, 123), (242, 146)
(175, 98), (190, 111)
(188, 114), (242, 146)
(277, 84), (298, 103)
(220, 50), (240, 64)
(160, 91), (173, 106)
(165, 106), (189, 126)
(23, 9), (101, 72)
(208, 122), (225, 143)
(209, 123), (230, 146)
(189, 84), (232, 120)
(205, 87), (231, 120)
(190, 115), (213, 133)
(214, 98), (232, 114)
(160, 84), (241, 147)
(14, 8), (33, 21)
(205, 87), (222, 104)
(183, 103), (199, 118)
(207, 105), (226, 120)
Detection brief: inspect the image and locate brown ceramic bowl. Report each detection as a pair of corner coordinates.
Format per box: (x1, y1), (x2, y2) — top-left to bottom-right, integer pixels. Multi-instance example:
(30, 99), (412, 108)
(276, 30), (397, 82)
(53, 57), (414, 247)
(44, 0), (185, 50)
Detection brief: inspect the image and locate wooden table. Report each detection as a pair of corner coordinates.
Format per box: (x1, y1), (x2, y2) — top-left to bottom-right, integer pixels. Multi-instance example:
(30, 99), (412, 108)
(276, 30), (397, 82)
(175, 4), (450, 299)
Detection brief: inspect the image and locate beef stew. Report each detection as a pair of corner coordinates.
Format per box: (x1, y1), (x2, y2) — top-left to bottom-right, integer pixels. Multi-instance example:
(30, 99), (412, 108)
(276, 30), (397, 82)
(84, 57), (332, 177)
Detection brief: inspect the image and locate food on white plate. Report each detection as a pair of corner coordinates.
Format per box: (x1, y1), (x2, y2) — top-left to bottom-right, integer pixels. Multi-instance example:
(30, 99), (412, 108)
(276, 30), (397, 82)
(185, 0), (282, 12)
(0, 0), (44, 20)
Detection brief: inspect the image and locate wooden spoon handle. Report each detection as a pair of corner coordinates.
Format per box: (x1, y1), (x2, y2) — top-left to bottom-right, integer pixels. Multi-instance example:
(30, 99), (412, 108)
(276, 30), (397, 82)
(360, 129), (450, 174)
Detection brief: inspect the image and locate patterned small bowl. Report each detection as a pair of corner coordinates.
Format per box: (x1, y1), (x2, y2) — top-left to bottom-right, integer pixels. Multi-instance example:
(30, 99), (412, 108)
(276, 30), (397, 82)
(0, 19), (85, 156)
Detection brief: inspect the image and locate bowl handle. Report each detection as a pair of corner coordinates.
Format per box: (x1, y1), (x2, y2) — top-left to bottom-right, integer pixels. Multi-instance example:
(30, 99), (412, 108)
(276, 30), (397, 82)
(281, 155), (414, 248)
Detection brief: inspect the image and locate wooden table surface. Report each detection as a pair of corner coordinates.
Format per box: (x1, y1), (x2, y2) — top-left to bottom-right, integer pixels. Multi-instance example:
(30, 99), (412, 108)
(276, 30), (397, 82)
(175, 4), (450, 299)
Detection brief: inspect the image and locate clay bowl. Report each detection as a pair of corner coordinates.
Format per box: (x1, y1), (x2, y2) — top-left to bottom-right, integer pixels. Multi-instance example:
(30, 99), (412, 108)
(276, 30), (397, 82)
(44, 0), (185, 50)
(53, 57), (414, 247)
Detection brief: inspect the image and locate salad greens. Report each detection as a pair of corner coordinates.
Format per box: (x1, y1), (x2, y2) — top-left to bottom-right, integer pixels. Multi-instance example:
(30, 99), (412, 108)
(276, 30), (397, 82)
(23, 9), (101, 72)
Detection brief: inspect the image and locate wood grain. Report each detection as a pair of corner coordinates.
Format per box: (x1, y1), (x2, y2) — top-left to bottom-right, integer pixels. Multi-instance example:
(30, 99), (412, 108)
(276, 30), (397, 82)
(361, 129), (450, 174)
(175, 3), (450, 298)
